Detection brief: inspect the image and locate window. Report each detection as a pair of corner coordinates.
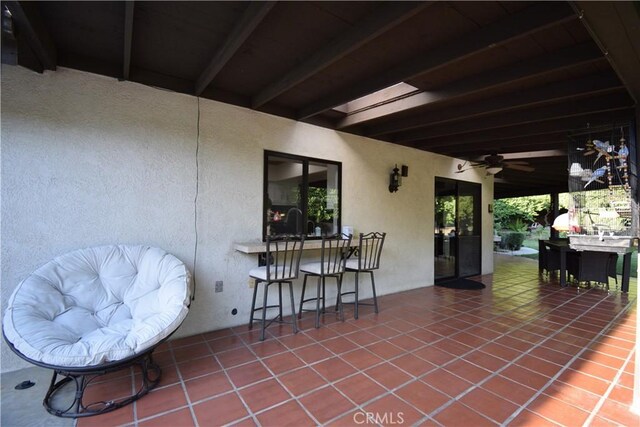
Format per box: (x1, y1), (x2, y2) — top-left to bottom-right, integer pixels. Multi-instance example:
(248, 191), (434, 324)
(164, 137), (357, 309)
(264, 151), (341, 240)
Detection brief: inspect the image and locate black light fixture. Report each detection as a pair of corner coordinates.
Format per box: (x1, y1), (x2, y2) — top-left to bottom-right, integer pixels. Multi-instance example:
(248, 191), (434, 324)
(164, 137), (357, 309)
(389, 164), (407, 193)
(389, 165), (400, 192)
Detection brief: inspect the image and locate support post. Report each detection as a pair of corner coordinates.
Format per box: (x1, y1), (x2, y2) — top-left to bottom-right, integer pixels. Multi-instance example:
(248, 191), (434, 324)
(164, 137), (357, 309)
(550, 192), (560, 240)
(632, 106), (639, 414)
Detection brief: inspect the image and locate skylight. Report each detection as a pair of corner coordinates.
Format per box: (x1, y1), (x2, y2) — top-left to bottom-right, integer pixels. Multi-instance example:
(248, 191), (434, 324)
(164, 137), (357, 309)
(333, 82), (420, 115)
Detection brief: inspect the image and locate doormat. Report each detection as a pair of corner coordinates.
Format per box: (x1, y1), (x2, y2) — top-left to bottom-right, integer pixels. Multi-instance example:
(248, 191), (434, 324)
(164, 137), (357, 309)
(435, 278), (486, 290)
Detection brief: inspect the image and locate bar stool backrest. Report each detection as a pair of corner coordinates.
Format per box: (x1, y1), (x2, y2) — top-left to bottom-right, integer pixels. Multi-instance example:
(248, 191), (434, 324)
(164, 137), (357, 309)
(319, 233), (353, 275)
(265, 234), (305, 281)
(355, 232), (386, 271)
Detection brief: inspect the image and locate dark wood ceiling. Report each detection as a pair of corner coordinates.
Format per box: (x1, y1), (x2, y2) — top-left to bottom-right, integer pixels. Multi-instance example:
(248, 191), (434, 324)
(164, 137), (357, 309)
(3, 1), (639, 198)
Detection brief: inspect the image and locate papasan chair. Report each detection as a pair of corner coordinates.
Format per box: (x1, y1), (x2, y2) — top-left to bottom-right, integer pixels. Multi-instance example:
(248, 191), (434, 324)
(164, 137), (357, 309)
(3, 245), (192, 418)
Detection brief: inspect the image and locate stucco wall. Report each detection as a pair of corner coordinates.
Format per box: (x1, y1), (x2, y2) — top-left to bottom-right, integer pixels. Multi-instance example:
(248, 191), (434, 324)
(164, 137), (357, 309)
(1, 66), (493, 372)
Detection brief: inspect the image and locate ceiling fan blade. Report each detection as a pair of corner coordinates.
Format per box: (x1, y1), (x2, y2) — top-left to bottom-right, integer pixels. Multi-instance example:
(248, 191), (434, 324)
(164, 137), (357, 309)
(504, 160), (530, 165)
(469, 162), (486, 167)
(504, 163), (535, 172)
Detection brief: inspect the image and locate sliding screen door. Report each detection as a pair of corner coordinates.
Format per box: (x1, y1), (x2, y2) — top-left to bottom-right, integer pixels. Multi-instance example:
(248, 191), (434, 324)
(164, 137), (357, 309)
(434, 178), (481, 280)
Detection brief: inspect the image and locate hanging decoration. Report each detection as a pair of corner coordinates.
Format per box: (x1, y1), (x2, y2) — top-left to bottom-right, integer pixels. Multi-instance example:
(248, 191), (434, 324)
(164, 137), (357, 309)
(566, 123), (632, 237)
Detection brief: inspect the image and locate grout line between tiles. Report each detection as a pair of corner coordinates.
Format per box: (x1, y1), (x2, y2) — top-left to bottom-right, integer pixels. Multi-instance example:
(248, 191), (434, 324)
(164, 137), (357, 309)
(500, 293), (636, 426)
(317, 279), (587, 424)
(125, 266), (635, 427)
(581, 346), (636, 427)
(415, 285), (635, 424)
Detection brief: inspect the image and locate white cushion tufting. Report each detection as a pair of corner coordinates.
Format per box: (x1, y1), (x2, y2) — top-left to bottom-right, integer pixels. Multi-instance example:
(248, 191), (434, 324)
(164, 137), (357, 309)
(3, 245), (192, 367)
(300, 261), (343, 275)
(249, 266), (296, 281)
(345, 259), (362, 270)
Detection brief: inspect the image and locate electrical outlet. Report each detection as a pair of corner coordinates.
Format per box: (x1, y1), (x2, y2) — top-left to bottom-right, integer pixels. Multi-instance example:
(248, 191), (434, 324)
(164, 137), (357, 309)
(248, 278), (255, 288)
(215, 281), (223, 293)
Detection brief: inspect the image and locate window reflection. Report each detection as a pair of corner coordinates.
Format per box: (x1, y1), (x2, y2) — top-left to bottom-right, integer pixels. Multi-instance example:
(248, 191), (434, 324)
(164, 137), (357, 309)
(264, 152), (341, 240)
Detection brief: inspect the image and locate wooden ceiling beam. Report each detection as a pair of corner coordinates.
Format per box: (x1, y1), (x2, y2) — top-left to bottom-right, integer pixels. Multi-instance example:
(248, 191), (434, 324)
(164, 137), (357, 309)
(495, 185), (568, 199)
(495, 176), (569, 188)
(574, 1), (640, 103)
(368, 74), (623, 137)
(393, 92), (633, 143)
(251, 1), (430, 109)
(414, 111), (634, 150)
(297, 2), (575, 120)
(122, 1), (134, 81)
(339, 42), (603, 129)
(195, 1), (275, 96)
(4, 1), (56, 71)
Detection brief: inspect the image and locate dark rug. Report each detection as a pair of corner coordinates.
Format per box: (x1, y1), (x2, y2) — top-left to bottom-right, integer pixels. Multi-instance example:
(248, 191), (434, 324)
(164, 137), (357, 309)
(435, 278), (486, 290)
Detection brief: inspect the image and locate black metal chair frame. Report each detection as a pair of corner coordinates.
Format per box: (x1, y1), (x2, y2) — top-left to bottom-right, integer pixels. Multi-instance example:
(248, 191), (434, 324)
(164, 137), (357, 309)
(298, 233), (352, 328)
(538, 240), (561, 277)
(4, 331), (173, 418)
(568, 250), (618, 287)
(250, 234), (304, 341)
(338, 232), (386, 319)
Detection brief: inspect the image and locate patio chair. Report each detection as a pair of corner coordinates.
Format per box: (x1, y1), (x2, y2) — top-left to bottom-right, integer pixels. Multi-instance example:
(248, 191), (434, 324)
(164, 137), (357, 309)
(2, 245), (192, 418)
(249, 234), (304, 340)
(298, 233), (352, 328)
(538, 240), (561, 276)
(608, 253), (619, 285)
(567, 250), (616, 287)
(338, 232), (386, 319)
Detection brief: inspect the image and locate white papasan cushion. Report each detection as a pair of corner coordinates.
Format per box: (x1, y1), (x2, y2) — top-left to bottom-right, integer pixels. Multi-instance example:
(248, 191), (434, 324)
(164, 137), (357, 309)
(3, 245), (192, 367)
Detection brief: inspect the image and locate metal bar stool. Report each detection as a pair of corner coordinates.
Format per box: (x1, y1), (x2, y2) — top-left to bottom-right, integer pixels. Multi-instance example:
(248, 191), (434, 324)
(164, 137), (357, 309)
(338, 232), (386, 319)
(298, 233), (352, 328)
(249, 234), (304, 341)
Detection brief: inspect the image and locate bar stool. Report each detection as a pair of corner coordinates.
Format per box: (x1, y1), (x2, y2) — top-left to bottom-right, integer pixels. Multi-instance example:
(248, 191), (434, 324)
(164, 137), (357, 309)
(338, 232), (386, 319)
(249, 234), (304, 341)
(298, 233), (353, 328)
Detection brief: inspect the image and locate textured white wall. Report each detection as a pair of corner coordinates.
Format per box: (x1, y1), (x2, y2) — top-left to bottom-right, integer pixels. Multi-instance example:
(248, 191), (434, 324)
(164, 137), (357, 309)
(1, 66), (492, 372)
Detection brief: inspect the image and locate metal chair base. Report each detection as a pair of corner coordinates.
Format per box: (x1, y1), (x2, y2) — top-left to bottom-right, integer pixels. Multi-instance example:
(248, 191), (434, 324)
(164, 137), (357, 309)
(43, 351), (161, 418)
(338, 270), (379, 319)
(249, 280), (298, 340)
(299, 274), (345, 328)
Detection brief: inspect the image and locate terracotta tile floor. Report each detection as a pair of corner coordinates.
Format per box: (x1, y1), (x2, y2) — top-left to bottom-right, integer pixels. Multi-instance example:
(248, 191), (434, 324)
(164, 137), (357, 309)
(76, 255), (637, 426)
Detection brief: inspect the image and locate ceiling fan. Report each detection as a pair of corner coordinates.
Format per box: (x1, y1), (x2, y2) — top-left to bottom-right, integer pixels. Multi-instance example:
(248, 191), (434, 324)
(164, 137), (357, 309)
(456, 153), (535, 175)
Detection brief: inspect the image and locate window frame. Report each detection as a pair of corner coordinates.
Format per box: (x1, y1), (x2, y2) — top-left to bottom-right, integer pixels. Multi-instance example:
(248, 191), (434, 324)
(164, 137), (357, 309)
(263, 150), (342, 241)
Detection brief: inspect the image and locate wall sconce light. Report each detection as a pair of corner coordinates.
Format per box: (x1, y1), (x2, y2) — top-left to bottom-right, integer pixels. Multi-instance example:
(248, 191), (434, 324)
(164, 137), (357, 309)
(389, 164), (408, 193)
(389, 165), (400, 193)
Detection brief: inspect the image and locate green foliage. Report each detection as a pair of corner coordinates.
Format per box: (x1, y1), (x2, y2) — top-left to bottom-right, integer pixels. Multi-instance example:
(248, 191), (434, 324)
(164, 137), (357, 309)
(494, 195), (552, 230)
(458, 195), (475, 234)
(506, 218), (528, 232)
(307, 187), (338, 223)
(435, 196), (456, 227)
(501, 231), (526, 250)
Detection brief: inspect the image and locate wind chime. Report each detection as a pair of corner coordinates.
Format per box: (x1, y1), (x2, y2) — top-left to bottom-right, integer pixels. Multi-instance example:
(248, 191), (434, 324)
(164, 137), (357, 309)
(615, 126), (630, 191)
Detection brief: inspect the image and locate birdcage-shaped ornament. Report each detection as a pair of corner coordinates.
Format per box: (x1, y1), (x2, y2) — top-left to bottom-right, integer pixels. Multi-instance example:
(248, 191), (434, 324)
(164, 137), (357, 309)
(566, 124), (635, 252)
